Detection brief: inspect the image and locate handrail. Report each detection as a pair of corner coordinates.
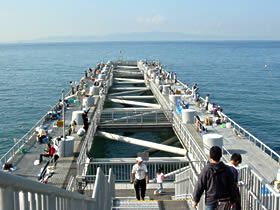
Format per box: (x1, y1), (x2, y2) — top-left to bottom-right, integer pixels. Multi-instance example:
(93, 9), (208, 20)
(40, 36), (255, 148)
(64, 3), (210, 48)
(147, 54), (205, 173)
(76, 71), (112, 172)
(141, 61), (280, 166)
(0, 170), (94, 210)
(0, 166), (115, 210)
(221, 112), (280, 163)
(0, 90), (72, 163)
(80, 157), (189, 182)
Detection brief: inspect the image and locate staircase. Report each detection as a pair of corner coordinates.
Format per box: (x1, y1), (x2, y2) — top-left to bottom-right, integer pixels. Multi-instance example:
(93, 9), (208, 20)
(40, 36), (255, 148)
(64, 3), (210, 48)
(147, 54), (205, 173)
(112, 197), (160, 210)
(112, 197), (190, 210)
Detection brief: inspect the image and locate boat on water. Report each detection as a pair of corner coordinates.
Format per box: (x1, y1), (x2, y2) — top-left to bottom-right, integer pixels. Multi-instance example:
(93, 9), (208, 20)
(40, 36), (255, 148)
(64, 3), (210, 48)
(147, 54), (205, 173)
(0, 60), (280, 210)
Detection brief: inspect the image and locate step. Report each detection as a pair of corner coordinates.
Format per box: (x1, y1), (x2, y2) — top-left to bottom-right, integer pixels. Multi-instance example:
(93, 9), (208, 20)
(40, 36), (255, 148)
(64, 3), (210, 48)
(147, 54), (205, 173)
(112, 197), (191, 210)
(112, 197), (160, 210)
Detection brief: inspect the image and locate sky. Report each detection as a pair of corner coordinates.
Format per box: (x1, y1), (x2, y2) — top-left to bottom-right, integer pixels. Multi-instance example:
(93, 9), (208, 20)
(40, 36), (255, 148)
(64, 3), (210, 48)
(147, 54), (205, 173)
(0, 0), (280, 42)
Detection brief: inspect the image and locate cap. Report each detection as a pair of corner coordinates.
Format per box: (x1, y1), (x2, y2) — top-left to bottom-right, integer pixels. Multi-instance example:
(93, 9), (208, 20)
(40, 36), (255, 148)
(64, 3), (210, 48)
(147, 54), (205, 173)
(136, 157), (143, 162)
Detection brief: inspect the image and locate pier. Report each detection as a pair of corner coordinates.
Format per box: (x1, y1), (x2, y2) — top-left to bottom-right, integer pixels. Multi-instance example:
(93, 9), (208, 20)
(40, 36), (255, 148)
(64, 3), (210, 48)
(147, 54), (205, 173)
(1, 60), (280, 209)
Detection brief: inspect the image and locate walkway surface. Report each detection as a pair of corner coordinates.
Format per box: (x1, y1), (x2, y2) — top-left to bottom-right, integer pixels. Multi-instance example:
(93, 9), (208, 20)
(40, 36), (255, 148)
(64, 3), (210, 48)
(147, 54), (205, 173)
(11, 100), (96, 187)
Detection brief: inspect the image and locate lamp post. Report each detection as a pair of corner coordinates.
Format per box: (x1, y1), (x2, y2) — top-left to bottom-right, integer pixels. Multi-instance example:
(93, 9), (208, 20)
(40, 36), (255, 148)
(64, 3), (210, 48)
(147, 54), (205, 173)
(62, 89), (65, 157)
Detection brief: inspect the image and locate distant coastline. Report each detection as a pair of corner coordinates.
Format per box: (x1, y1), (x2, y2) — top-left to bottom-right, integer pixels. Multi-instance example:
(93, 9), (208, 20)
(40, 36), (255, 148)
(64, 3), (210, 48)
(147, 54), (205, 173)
(1, 32), (279, 44)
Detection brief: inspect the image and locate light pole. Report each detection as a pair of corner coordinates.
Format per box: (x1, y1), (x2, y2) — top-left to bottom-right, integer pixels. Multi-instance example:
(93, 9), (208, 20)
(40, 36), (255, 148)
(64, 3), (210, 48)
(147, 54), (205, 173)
(61, 89), (65, 157)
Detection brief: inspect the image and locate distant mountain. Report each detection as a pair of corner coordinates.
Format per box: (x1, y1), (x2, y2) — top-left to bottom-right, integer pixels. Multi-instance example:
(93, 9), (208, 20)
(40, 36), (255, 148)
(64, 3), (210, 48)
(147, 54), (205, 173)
(21, 32), (221, 43)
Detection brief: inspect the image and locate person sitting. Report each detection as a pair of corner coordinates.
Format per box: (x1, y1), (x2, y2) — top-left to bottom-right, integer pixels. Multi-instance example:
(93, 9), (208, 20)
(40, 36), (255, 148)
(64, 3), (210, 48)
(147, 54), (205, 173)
(195, 115), (208, 134)
(204, 116), (213, 126)
(36, 127), (47, 144)
(39, 143), (56, 163)
(3, 163), (16, 172)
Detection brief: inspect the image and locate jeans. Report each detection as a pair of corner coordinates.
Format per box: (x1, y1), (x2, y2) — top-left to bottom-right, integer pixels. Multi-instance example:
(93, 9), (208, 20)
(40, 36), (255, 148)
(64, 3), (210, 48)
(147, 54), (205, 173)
(205, 203), (217, 210)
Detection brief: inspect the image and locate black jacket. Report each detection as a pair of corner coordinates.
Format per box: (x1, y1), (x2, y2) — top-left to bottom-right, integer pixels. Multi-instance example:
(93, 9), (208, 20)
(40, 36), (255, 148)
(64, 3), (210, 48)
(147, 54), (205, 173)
(192, 161), (238, 205)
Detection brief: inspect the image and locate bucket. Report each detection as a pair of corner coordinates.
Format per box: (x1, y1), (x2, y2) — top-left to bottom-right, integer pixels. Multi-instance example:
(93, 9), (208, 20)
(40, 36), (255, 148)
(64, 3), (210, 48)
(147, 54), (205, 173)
(57, 120), (64, 128)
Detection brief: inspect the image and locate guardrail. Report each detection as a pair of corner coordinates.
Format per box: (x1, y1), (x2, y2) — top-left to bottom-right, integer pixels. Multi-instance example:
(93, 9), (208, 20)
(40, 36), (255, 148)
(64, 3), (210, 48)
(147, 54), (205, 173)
(174, 166), (205, 210)
(0, 90), (71, 164)
(221, 112), (280, 164)
(99, 109), (171, 126)
(76, 70), (113, 175)
(77, 84), (110, 171)
(0, 167), (115, 210)
(80, 158), (188, 182)
(143, 61), (280, 166)
(174, 162), (280, 210)
(238, 164), (280, 210)
(173, 113), (207, 172)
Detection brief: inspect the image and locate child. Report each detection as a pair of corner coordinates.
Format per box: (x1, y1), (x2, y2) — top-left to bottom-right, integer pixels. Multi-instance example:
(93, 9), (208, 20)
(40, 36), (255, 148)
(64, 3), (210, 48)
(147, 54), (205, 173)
(154, 168), (164, 195)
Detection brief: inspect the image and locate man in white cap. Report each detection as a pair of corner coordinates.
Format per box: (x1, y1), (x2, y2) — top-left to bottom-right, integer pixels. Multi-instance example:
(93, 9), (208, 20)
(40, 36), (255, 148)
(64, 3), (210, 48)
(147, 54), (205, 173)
(131, 157), (149, 200)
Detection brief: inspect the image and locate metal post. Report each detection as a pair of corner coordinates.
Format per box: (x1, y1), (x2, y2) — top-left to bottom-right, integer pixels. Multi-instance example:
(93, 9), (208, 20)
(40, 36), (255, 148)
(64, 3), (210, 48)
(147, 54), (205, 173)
(0, 186), (14, 210)
(62, 89), (65, 157)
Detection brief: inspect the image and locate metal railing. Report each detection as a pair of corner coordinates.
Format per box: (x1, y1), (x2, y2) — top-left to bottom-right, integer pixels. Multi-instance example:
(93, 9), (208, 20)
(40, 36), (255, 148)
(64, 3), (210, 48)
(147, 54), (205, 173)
(0, 90), (72, 164)
(99, 109), (171, 126)
(173, 113), (207, 172)
(174, 162), (280, 210)
(174, 166), (205, 210)
(0, 167), (115, 210)
(238, 165), (280, 210)
(77, 92), (109, 174)
(144, 61), (280, 165)
(76, 71), (112, 169)
(221, 112), (280, 164)
(80, 157), (188, 182)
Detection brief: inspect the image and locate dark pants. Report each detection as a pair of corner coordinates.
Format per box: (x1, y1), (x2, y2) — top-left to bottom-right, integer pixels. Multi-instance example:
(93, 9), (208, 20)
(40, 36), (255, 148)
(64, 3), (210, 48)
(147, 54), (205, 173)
(134, 179), (146, 200)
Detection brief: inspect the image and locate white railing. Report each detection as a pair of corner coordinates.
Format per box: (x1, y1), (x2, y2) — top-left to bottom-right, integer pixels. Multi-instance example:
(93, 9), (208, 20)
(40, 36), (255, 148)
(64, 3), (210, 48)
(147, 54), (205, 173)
(174, 166), (205, 210)
(80, 158), (188, 182)
(144, 61), (280, 166)
(173, 113), (207, 172)
(221, 112), (280, 164)
(99, 110), (171, 126)
(0, 90), (72, 164)
(238, 165), (280, 210)
(174, 162), (280, 210)
(0, 167), (115, 210)
(76, 71), (112, 169)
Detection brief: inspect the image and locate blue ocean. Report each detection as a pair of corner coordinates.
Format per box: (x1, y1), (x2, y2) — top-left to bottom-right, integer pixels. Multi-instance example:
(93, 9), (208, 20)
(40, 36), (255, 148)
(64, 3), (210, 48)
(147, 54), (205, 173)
(0, 41), (280, 157)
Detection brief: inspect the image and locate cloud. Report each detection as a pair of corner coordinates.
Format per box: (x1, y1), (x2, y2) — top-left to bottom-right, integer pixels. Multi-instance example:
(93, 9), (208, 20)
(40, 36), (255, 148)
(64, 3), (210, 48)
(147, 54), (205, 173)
(136, 15), (166, 25)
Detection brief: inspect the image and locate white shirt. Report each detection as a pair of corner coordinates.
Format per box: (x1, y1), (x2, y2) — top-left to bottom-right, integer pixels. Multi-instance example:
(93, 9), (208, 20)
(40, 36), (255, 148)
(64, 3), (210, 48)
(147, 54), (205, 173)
(132, 163), (148, 180)
(156, 172), (164, 183)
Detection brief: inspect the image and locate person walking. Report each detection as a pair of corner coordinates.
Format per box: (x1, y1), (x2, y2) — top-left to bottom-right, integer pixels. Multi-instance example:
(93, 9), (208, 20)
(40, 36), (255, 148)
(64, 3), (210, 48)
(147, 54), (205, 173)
(227, 153), (242, 210)
(131, 157), (149, 200)
(192, 146), (238, 210)
(154, 168), (164, 195)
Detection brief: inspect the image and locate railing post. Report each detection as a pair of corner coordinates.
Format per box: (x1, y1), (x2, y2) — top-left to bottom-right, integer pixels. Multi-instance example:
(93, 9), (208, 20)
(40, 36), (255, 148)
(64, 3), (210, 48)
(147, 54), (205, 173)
(29, 192), (36, 210)
(48, 194), (56, 210)
(20, 191), (29, 210)
(36, 193), (42, 210)
(0, 186), (15, 210)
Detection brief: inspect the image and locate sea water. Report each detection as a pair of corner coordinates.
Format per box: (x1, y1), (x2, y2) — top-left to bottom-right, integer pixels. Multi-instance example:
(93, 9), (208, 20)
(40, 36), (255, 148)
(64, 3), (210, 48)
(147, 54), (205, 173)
(0, 41), (279, 157)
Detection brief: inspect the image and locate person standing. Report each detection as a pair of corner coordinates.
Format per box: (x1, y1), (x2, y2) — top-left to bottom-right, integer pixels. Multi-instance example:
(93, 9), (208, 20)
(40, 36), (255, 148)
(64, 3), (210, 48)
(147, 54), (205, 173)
(227, 153), (242, 210)
(192, 146), (238, 210)
(131, 157), (149, 200)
